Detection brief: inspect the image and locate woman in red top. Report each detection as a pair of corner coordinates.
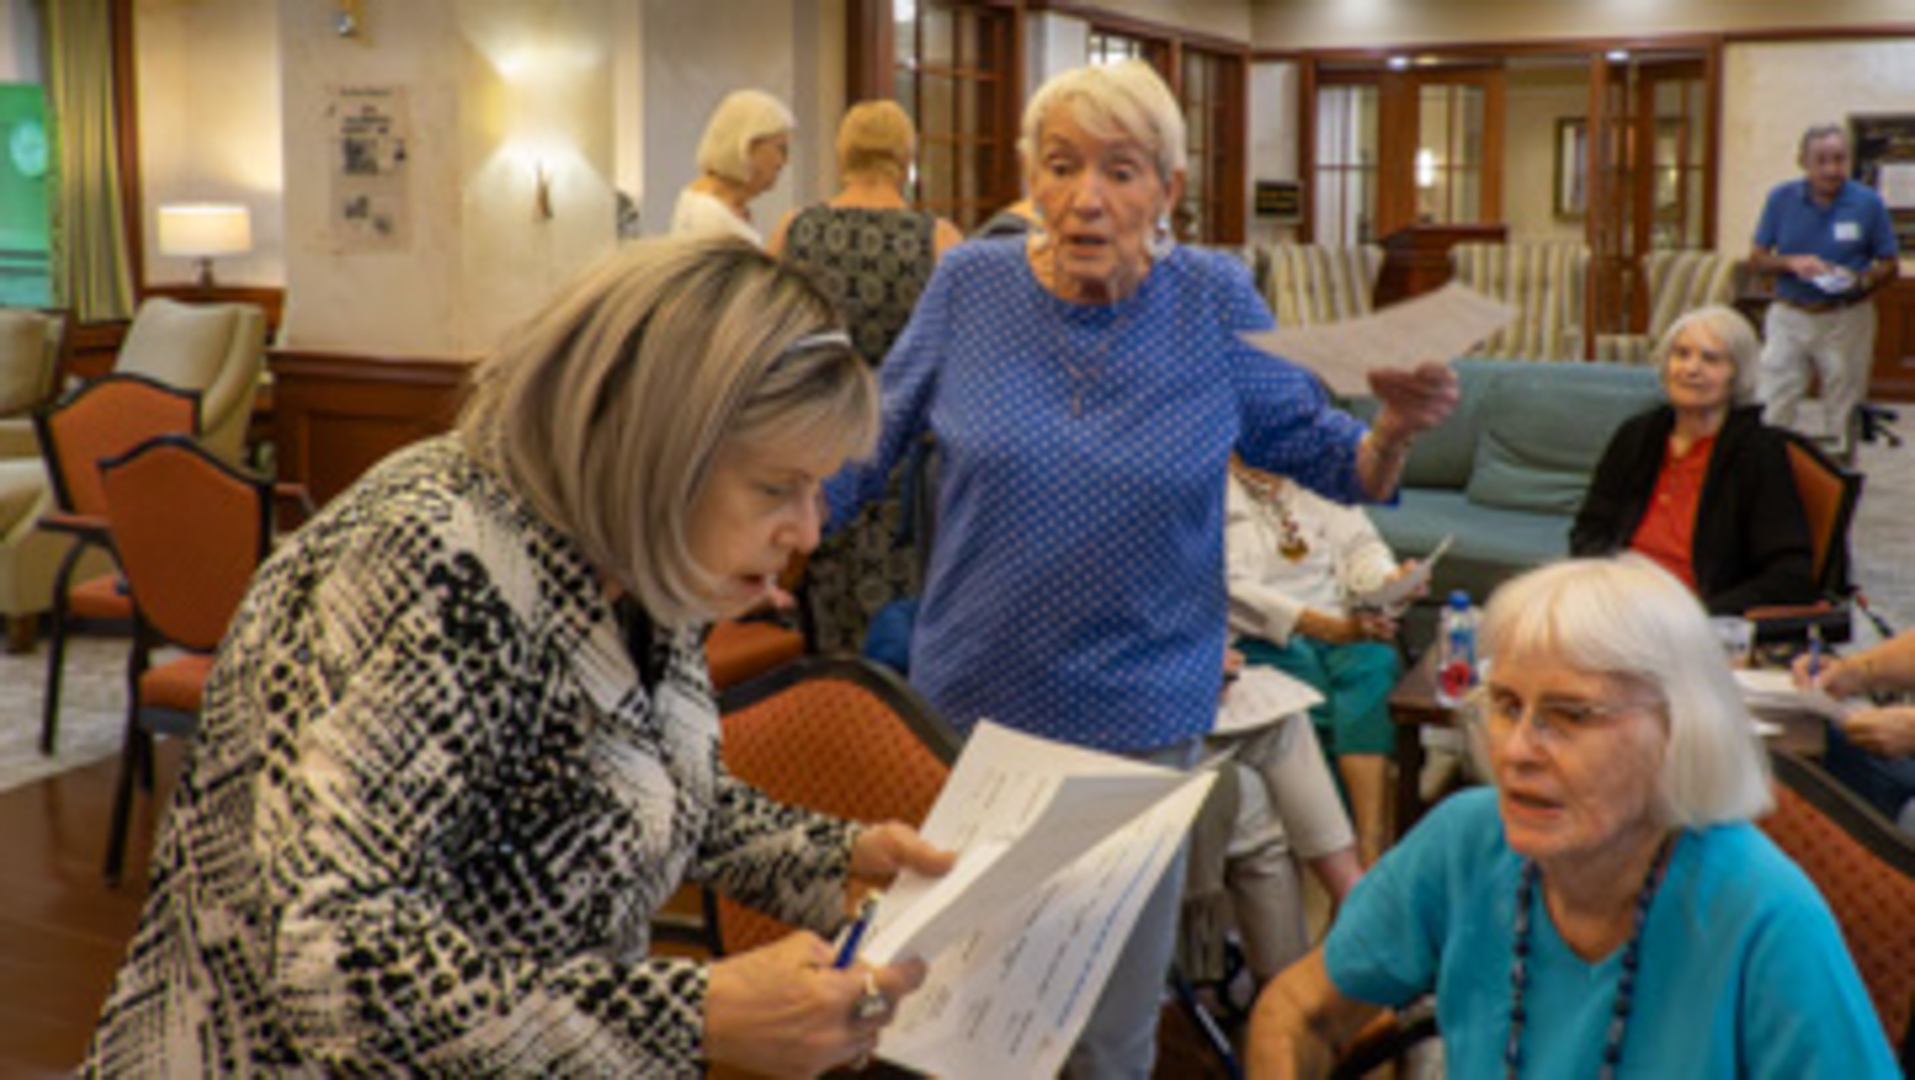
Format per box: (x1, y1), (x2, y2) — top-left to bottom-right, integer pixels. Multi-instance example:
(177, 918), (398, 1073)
(1570, 305), (1815, 614)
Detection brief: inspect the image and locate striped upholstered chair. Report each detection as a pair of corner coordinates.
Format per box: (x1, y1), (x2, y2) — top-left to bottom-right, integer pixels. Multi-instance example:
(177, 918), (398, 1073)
(1261, 242), (1384, 328)
(1448, 241), (1590, 361)
(1594, 249), (1741, 364)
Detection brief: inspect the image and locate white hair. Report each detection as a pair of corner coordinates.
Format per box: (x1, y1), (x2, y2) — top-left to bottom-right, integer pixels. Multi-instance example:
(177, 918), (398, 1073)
(1477, 556), (1774, 827)
(1653, 304), (1761, 407)
(696, 89), (796, 183)
(1018, 59), (1187, 183)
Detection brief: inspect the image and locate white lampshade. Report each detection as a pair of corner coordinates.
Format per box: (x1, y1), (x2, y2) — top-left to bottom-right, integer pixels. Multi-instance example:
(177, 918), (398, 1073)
(157, 203), (252, 258)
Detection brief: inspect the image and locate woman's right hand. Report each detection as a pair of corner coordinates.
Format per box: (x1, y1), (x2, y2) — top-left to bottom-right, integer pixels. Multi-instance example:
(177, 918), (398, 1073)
(704, 931), (927, 1078)
(1790, 652), (1868, 698)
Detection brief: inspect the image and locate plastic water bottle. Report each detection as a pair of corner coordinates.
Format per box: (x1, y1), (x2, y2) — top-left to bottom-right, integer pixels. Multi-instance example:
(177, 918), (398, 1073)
(1436, 590), (1478, 705)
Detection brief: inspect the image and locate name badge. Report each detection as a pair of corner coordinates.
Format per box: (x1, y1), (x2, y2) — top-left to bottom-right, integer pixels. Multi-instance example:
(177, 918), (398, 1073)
(1834, 221), (1861, 242)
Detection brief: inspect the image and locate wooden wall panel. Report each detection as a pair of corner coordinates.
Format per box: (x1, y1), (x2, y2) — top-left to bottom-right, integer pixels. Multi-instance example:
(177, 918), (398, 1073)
(1871, 278), (1915, 402)
(268, 350), (474, 507)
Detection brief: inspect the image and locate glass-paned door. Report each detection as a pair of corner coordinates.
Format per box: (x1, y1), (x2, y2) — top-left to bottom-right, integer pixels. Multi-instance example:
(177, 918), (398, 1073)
(1313, 83), (1378, 246)
(894, 0), (1017, 230)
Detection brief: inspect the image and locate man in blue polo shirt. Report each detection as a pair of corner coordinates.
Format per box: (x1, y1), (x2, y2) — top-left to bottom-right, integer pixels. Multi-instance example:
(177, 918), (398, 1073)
(1749, 123), (1900, 447)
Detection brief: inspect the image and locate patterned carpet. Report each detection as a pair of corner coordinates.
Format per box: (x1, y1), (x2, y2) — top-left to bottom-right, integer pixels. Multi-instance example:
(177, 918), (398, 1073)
(0, 423), (1909, 793)
(1848, 432), (1915, 640)
(0, 636), (133, 793)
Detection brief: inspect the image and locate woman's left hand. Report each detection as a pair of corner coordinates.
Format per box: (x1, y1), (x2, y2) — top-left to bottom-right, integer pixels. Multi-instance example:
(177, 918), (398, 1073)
(849, 822), (958, 903)
(1368, 361), (1460, 442)
(1842, 705), (1915, 758)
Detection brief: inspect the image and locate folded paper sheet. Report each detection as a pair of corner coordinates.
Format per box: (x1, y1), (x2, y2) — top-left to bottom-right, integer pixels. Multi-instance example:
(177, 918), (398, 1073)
(862, 721), (1215, 1079)
(1241, 282), (1515, 397)
(1214, 664), (1325, 736)
(1733, 667), (1860, 727)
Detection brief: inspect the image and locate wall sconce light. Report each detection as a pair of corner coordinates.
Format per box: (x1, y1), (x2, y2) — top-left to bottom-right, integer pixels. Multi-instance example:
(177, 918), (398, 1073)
(336, 0), (363, 37)
(158, 203), (253, 289)
(535, 162), (554, 220)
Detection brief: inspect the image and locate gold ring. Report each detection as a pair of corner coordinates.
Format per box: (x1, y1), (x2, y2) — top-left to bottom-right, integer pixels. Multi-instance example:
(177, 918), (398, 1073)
(853, 970), (889, 1021)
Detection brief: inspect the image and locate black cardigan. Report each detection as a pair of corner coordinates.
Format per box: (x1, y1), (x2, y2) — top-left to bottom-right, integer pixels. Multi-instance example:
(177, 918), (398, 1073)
(1569, 404), (1817, 615)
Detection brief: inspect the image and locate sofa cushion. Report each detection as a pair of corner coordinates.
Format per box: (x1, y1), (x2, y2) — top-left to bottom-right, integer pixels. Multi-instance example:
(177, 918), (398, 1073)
(117, 299), (239, 394)
(1465, 364), (1661, 513)
(0, 310), (51, 417)
(1365, 490), (1574, 602)
(1347, 361), (1506, 491)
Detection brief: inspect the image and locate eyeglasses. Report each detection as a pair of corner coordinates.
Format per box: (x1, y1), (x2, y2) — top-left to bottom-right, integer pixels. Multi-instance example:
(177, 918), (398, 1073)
(1468, 686), (1658, 747)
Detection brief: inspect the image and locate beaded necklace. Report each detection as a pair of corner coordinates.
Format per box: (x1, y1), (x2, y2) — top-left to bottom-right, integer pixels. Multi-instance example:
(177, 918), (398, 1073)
(1235, 467), (1311, 560)
(1504, 834), (1675, 1080)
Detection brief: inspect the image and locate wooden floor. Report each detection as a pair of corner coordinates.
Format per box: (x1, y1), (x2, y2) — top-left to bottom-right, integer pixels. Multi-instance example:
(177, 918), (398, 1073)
(0, 740), (1231, 1077)
(0, 740), (181, 1076)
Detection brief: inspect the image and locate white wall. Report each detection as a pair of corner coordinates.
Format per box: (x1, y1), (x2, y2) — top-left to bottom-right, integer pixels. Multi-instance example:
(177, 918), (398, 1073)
(0, 0), (38, 81)
(1091, 0), (1250, 44)
(637, 0), (842, 238)
(1252, 0), (1915, 51)
(136, 0), (284, 289)
(1723, 39), (1915, 267)
(1504, 64), (1587, 245)
(276, 0), (618, 356)
(1246, 60), (1299, 245)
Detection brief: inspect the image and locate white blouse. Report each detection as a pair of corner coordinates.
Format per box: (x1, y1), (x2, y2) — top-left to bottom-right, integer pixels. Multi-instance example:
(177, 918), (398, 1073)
(1224, 470), (1399, 646)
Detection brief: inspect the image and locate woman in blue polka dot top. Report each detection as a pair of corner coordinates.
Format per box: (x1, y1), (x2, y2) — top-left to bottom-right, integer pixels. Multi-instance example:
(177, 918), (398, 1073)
(825, 59), (1457, 1077)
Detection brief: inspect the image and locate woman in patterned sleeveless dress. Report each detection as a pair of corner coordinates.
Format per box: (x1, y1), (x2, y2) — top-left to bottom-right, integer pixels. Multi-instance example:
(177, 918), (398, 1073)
(770, 101), (963, 653)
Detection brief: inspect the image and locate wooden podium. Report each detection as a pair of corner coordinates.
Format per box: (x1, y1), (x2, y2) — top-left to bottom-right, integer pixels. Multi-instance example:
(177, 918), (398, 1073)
(1374, 223), (1507, 307)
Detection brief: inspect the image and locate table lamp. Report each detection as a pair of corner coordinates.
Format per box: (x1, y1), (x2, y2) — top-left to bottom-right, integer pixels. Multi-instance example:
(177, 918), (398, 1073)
(157, 203), (252, 289)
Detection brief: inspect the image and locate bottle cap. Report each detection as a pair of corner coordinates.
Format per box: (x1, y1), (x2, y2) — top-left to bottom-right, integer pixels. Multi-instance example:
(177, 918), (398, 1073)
(1448, 589), (1470, 608)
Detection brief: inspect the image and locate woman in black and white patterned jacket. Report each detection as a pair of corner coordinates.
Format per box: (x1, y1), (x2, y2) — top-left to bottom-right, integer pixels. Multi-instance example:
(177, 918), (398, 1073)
(85, 237), (954, 1078)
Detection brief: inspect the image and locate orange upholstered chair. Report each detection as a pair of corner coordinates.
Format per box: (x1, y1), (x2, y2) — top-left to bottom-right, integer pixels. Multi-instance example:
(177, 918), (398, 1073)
(34, 374), (203, 755)
(96, 434), (272, 883)
(703, 553), (813, 692)
(1759, 750), (1915, 1053)
(705, 655), (959, 956)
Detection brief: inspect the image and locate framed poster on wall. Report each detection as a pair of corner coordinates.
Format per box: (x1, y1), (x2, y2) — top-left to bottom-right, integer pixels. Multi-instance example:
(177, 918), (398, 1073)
(1852, 113), (1915, 252)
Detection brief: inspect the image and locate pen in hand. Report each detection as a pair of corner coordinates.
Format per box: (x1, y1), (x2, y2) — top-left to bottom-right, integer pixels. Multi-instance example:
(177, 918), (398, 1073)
(1807, 625), (1824, 685)
(834, 891), (883, 970)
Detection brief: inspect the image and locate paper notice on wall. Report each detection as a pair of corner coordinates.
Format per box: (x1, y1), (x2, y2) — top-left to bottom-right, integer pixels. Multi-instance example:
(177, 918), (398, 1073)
(1877, 162), (1915, 211)
(329, 85), (411, 251)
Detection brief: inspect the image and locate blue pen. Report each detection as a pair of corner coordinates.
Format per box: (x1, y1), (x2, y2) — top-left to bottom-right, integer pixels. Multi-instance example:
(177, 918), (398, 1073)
(834, 892), (882, 970)
(1807, 625), (1824, 683)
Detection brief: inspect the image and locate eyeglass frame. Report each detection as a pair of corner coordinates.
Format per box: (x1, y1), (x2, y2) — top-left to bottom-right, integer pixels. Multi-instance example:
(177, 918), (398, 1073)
(1465, 682), (1665, 747)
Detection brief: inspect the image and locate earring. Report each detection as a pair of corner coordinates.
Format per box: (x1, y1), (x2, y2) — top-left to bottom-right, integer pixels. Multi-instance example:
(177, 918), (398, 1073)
(1147, 212), (1175, 260)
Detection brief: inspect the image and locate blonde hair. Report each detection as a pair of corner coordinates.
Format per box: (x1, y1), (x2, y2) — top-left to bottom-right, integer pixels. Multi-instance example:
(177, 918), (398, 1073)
(1653, 304), (1760, 406)
(1018, 60), (1187, 183)
(1477, 556), (1774, 827)
(837, 100), (915, 182)
(697, 89), (797, 183)
(460, 236), (876, 626)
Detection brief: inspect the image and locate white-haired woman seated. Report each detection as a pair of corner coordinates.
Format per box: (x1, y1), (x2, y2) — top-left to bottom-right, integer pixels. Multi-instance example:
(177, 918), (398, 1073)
(1247, 556), (1894, 1077)
(1571, 304), (1816, 615)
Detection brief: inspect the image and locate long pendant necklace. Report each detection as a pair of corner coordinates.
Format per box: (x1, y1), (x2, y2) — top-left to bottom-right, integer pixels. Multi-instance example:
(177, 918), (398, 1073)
(1238, 467), (1311, 560)
(1504, 835), (1675, 1079)
(1053, 302), (1132, 418)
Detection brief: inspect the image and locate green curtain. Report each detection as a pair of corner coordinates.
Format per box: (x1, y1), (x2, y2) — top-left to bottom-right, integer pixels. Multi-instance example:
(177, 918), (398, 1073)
(43, 0), (134, 322)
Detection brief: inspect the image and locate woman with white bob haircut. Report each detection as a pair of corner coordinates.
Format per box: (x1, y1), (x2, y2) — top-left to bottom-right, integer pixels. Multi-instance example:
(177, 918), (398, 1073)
(1572, 303), (1815, 615)
(86, 237), (955, 1077)
(826, 59), (1457, 1078)
(672, 88), (795, 246)
(1248, 556), (1894, 1078)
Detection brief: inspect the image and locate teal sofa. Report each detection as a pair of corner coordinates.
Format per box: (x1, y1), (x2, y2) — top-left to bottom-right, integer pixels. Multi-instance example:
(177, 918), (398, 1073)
(1356, 358), (1663, 605)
